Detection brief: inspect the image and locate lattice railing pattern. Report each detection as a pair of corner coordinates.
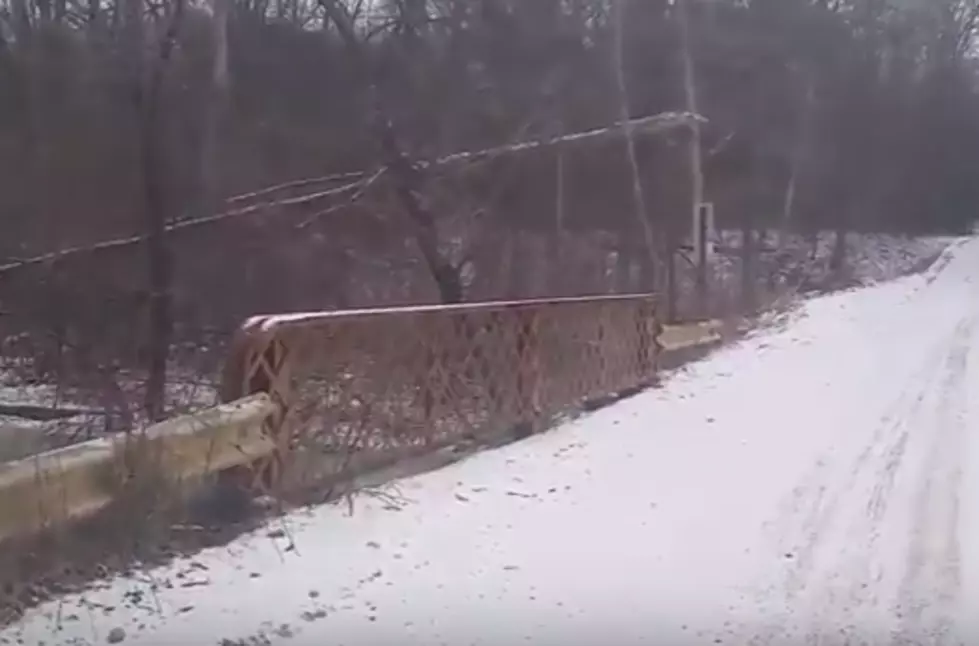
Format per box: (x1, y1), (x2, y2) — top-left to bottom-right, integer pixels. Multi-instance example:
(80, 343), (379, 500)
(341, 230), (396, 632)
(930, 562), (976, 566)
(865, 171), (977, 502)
(221, 295), (661, 490)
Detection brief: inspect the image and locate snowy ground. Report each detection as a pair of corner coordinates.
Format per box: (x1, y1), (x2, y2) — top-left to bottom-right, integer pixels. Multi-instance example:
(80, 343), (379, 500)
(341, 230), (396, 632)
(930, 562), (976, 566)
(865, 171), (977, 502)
(4, 236), (979, 645)
(708, 231), (959, 287)
(0, 376), (219, 463)
(676, 232), (960, 317)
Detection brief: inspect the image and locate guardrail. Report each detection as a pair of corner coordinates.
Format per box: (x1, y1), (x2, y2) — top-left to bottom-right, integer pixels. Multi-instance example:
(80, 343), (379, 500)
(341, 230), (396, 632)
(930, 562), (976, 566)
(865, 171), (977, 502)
(0, 297), (740, 621)
(0, 296), (736, 544)
(221, 294), (662, 490)
(0, 394), (276, 543)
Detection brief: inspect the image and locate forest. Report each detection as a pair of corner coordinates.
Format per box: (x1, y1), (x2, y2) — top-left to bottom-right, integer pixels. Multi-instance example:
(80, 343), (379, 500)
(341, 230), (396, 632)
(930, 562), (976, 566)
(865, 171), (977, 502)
(0, 0), (977, 420)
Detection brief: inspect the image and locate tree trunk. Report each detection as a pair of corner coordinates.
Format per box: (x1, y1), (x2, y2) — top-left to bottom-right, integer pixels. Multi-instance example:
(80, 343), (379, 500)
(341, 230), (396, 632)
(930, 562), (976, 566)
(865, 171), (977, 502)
(664, 225), (678, 323)
(498, 228), (517, 299)
(830, 226), (847, 275)
(140, 0), (186, 422)
(548, 148), (566, 295)
(612, 0), (661, 295)
(741, 212), (756, 316)
(321, 0), (463, 304)
(197, 0), (230, 220)
(141, 112), (173, 423)
(678, 0), (707, 319)
(782, 74), (815, 244)
(10, 0), (49, 253)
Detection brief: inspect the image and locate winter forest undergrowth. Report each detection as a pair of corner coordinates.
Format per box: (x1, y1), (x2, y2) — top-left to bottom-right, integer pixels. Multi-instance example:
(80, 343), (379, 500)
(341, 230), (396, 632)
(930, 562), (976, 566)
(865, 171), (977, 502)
(0, 0), (978, 432)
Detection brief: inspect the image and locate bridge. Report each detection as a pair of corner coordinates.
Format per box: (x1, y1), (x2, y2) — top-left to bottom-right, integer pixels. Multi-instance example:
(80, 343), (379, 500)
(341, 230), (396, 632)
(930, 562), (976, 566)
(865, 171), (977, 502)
(1, 239), (977, 644)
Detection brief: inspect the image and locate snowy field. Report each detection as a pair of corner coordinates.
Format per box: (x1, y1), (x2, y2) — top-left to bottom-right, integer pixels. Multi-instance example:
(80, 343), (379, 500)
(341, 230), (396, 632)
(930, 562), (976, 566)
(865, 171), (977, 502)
(2, 236), (977, 644)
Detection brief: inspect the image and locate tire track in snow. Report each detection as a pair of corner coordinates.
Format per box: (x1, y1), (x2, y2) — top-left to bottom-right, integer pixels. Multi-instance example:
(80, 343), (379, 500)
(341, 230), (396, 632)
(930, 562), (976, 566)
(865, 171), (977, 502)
(770, 326), (952, 596)
(891, 315), (972, 646)
(827, 314), (973, 644)
(744, 305), (973, 645)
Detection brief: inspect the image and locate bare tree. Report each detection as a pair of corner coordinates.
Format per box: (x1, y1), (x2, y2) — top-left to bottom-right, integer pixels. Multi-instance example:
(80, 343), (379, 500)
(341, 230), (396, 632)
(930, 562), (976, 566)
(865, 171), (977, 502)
(0, 0), (977, 429)
(612, 0), (662, 297)
(139, 0), (187, 421)
(677, 0), (707, 318)
(198, 0), (230, 220)
(320, 0), (465, 303)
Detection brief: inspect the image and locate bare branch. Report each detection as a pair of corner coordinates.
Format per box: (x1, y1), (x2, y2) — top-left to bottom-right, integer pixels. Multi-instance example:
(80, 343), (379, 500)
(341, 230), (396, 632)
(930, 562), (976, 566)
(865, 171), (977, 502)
(0, 114), (704, 276)
(0, 176), (372, 274)
(296, 168), (388, 229)
(225, 171), (367, 205)
(430, 112), (705, 171)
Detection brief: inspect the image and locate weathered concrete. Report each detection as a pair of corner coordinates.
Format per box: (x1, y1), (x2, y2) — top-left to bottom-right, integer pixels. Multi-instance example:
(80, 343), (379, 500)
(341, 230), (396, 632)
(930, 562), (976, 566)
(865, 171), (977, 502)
(0, 394), (276, 542)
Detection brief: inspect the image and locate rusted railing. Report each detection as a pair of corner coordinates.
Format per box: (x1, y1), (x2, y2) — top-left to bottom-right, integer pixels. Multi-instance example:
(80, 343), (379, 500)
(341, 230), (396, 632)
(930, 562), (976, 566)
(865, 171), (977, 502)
(221, 294), (661, 491)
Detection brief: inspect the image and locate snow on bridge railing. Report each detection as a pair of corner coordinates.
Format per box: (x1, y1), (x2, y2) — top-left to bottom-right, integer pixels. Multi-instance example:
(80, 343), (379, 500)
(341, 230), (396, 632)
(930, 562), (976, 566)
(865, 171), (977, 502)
(220, 294), (663, 493)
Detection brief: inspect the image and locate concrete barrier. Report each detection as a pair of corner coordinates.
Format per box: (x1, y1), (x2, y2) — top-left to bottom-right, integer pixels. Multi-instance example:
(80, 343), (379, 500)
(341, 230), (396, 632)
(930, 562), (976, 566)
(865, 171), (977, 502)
(659, 320), (724, 352)
(0, 394), (276, 543)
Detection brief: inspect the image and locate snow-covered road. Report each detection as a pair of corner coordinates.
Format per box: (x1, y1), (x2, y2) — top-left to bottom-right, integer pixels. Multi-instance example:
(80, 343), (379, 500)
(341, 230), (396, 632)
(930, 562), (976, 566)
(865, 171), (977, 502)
(4, 238), (979, 645)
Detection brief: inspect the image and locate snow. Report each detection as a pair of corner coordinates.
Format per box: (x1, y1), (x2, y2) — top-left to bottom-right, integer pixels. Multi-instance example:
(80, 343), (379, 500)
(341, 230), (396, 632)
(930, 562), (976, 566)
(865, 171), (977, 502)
(0, 373), (220, 463)
(4, 237), (979, 645)
(708, 231), (958, 287)
(680, 231), (962, 316)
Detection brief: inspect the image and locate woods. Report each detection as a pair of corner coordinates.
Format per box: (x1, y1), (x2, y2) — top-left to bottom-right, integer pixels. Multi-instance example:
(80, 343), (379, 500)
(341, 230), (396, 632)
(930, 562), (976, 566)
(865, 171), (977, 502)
(0, 0), (977, 422)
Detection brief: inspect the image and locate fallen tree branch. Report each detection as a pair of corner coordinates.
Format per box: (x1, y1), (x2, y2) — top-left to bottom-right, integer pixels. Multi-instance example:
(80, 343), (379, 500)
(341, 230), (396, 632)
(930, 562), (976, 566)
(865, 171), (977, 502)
(225, 171), (366, 205)
(0, 112), (705, 276)
(430, 111), (704, 171)
(296, 168), (387, 229)
(0, 176), (371, 274)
